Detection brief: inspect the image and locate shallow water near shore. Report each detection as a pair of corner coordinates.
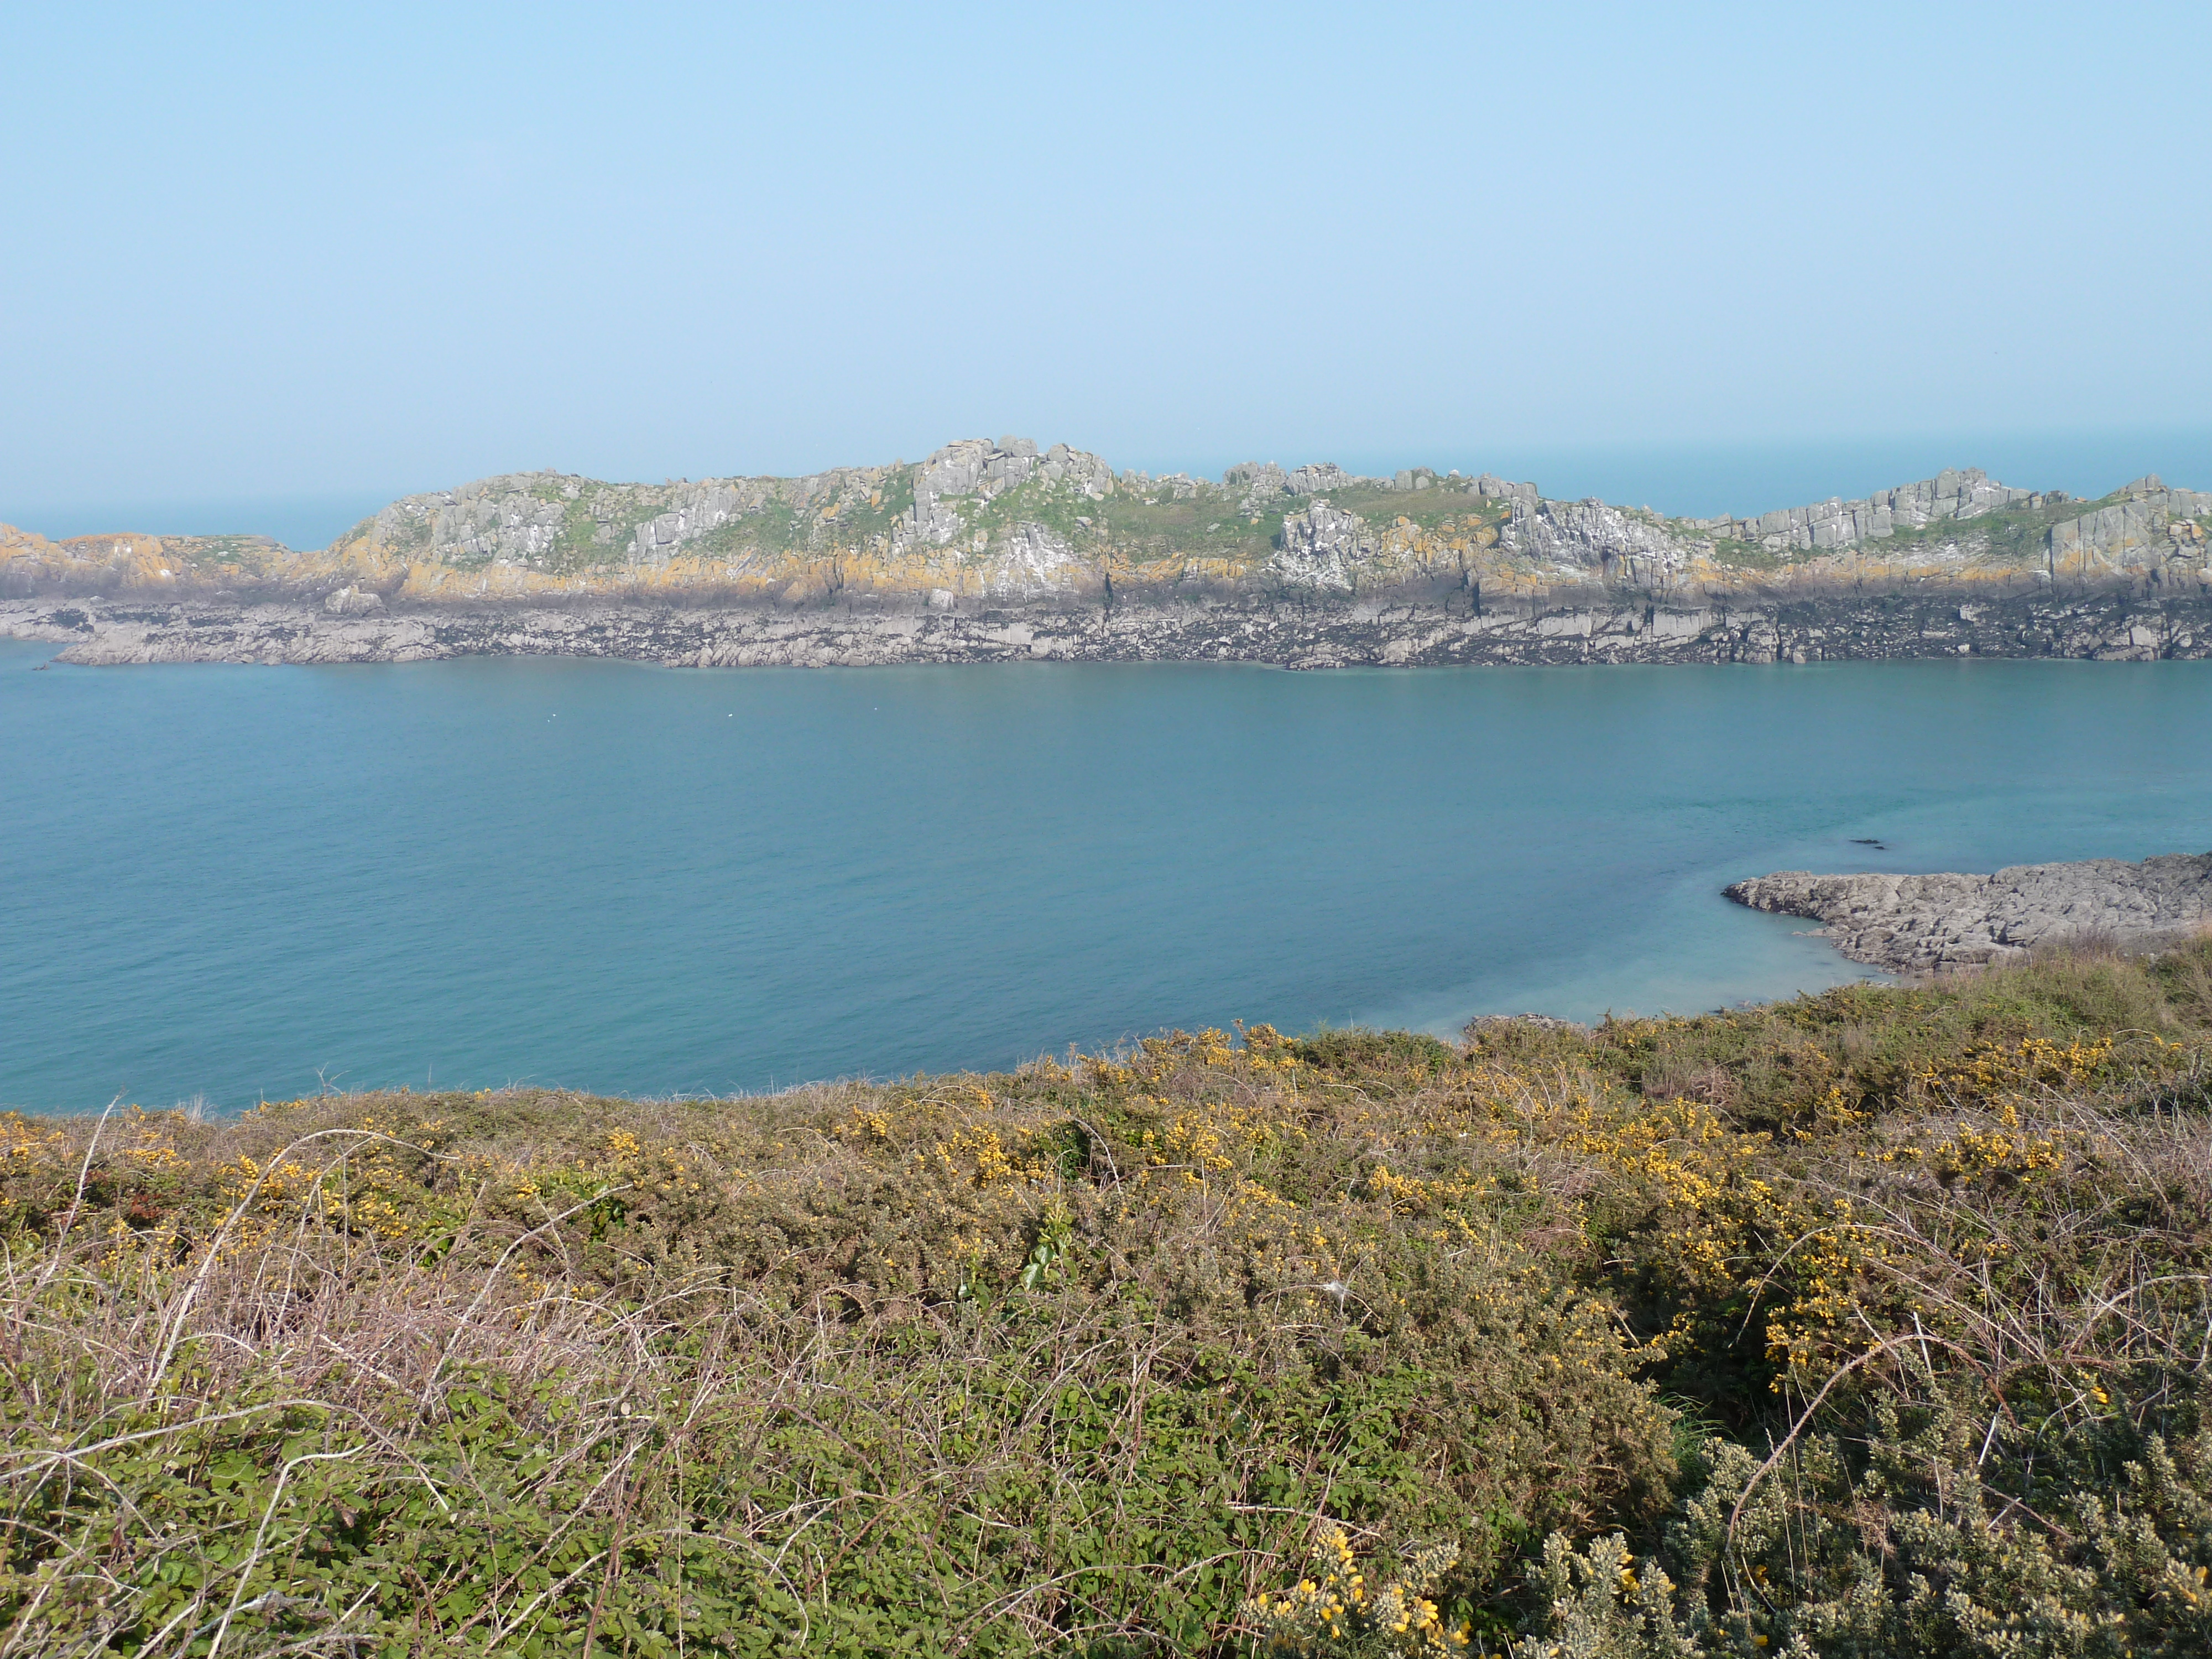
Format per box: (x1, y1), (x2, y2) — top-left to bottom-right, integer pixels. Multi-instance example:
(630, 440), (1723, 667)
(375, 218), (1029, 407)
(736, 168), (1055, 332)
(4, 641), (2210, 1112)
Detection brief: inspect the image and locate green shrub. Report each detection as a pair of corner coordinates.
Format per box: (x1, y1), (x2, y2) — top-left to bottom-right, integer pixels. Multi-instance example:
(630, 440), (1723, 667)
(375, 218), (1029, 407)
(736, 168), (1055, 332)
(0, 947), (2206, 1655)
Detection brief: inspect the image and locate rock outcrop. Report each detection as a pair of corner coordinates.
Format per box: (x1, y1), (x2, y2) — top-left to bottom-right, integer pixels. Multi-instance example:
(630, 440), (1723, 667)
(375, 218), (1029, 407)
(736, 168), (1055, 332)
(1725, 854), (2212, 973)
(7, 439), (2211, 666)
(1501, 497), (1690, 590)
(1683, 468), (2054, 552)
(1271, 502), (1377, 590)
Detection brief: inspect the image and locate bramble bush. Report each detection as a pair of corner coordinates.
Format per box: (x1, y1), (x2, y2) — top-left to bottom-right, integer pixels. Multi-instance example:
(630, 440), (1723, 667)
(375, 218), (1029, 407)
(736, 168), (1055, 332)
(2, 938), (2208, 1655)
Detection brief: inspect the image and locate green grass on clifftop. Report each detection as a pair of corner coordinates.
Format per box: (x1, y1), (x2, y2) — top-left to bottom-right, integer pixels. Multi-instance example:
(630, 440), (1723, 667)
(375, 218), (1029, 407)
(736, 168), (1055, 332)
(3, 940), (2210, 1656)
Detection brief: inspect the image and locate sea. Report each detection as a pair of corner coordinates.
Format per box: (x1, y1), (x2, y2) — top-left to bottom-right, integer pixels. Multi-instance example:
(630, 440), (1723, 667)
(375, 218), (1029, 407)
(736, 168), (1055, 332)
(3, 641), (2210, 1113)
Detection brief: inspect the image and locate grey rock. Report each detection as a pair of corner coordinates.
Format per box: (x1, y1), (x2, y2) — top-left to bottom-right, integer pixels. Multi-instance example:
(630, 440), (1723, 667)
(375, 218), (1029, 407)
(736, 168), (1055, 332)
(919, 440), (992, 500)
(1041, 443), (1114, 499)
(1287, 463), (1357, 495)
(898, 440), (1006, 550)
(990, 522), (1079, 596)
(1725, 853), (2212, 973)
(2049, 482), (2212, 580)
(980, 450), (1036, 494)
(14, 587), (2212, 674)
(1500, 496), (1688, 588)
(2051, 498), (2157, 561)
(900, 493), (965, 549)
(1720, 468), (2038, 554)
(1271, 502), (1375, 589)
(1224, 461), (1290, 515)
(627, 486), (747, 565)
(322, 586), (383, 615)
(1473, 475), (1540, 508)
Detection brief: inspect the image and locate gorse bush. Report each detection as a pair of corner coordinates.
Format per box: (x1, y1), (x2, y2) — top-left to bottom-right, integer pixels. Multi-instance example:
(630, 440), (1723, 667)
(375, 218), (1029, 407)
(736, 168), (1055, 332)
(1, 940), (2208, 1656)
(1244, 1526), (1468, 1655)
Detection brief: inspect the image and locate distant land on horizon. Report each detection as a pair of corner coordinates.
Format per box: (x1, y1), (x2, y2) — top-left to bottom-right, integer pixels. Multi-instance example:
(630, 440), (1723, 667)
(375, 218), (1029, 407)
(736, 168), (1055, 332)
(4, 437), (2210, 669)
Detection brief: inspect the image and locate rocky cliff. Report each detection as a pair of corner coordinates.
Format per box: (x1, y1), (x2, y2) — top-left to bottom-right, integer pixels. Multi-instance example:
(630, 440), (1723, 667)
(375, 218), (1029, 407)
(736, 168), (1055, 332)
(1726, 854), (2212, 973)
(6, 439), (2210, 666)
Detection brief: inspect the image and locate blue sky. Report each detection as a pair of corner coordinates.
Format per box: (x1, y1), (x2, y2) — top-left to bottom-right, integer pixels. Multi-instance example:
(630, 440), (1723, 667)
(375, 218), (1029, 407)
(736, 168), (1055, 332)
(5, 1), (2209, 538)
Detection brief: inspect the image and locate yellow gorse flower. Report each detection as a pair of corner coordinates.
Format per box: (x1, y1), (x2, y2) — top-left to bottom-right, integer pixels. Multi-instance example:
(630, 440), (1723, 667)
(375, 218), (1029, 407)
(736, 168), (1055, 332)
(1243, 1527), (1468, 1657)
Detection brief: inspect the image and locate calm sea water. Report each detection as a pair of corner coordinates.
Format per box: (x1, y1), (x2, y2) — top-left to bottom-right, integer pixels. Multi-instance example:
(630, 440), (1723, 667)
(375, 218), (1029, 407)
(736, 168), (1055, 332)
(3, 641), (2209, 1113)
(10, 429), (2211, 550)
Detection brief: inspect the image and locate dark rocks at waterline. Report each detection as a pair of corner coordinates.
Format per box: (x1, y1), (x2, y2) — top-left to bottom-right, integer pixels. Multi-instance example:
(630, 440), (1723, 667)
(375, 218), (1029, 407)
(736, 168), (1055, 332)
(8, 587), (2212, 670)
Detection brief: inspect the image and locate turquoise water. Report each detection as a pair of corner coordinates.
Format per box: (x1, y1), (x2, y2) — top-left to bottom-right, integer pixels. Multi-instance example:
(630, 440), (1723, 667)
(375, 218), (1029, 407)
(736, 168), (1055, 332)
(3, 641), (2209, 1112)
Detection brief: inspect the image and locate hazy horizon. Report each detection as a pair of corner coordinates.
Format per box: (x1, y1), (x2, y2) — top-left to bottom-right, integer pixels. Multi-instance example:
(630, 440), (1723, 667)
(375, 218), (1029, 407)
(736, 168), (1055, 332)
(6, 2), (2208, 519)
(12, 426), (2212, 554)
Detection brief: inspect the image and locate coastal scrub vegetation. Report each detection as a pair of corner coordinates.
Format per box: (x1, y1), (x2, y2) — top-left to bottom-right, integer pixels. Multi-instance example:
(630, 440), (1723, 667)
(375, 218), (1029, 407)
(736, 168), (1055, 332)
(3, 937), (2210, 1655)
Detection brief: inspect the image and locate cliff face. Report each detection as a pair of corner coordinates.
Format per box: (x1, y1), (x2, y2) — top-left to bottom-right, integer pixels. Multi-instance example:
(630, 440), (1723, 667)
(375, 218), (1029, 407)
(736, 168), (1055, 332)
(6, 440), (2210, 666)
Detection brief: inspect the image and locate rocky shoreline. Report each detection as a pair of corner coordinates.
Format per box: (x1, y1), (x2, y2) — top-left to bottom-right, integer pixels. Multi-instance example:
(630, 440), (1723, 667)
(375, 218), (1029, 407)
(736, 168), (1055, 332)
(7, 586), (2211, 670)
(8, 447), (2211, 669)
(1726, 853), (2212, 973)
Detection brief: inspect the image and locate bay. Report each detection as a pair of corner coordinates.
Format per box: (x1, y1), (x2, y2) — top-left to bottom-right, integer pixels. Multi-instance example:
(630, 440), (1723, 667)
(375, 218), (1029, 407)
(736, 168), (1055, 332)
(3, 639), (2208, 1113)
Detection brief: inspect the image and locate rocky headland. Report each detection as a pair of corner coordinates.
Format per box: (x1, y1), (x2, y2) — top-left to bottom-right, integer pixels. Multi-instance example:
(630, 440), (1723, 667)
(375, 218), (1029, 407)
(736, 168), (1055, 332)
(1726, 852), (2212, 973)
(6, 439), (2210, 666)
